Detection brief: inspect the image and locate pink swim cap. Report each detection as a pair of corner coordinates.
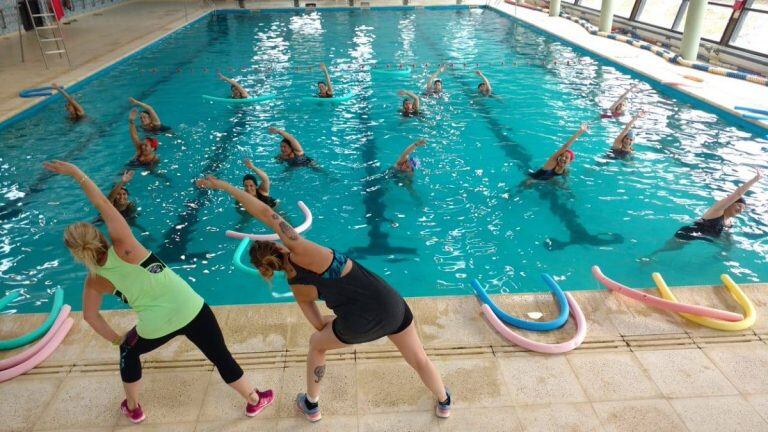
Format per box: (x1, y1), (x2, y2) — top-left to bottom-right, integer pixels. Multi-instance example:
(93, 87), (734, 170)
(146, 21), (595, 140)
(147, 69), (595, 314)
(565, 149), (575, 161)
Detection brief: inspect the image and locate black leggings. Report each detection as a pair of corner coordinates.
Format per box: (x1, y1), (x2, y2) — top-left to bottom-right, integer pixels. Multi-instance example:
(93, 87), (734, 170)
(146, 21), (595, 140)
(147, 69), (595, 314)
(119, 303), (243, 384)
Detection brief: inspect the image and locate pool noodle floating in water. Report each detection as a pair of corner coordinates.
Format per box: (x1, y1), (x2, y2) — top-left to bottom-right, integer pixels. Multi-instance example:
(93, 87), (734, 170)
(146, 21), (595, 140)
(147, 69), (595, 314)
(0, 288), (65, 350)
(300, 93), (355, 103)
(480, 293), (586, 354)
(226, 201), (313, 241)
(471, 274), (569, 331)
(0, 305), (70, 371)
(202, 94), (277, 104)
(654, 273), (756, 331)
(0, 315), (73, 382)
(371, 68), (411, 76)
(591, 266), (743, 321)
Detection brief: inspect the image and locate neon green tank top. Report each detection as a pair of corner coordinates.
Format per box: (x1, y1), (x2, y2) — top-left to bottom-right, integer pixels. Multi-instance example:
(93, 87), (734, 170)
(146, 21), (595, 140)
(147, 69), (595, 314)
(94, 247), (204, 339)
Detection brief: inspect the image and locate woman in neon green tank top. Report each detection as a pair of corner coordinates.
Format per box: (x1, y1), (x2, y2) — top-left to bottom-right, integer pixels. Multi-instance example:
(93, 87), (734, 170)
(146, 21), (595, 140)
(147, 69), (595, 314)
(43, 160), (274, 424)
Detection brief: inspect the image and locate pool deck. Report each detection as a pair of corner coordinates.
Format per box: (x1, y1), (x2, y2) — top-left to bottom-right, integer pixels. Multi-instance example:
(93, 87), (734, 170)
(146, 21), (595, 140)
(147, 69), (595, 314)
(2, 1), (768, 431)
(2, 284), (768, 431)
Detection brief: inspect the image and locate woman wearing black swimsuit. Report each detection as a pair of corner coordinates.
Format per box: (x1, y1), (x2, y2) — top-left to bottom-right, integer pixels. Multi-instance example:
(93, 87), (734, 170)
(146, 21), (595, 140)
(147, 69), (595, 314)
(649, 169), (761, 256)
(526, 122), (588, 184)
(242, 158), (277, 208)
(195, 176), (451, 423)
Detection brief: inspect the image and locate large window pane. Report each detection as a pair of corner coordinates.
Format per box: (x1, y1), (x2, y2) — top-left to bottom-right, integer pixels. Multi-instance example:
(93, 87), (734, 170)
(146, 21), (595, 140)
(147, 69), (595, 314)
(747, 0), (768, 12)
(579, 0), (602, 9)
(701, 4), (732, 41)
(731, 9), (768, 54)
(638, 0), (684, 28)
(615, 0), (636, 17)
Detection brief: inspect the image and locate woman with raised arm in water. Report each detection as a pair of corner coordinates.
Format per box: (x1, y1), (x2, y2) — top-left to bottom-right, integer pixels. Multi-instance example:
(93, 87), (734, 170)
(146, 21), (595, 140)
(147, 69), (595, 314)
(218, 72), (250, 99)
(129, 97), (167, 132)
(42, 161), (274, 424)
(242, 157), (277, 208)
(316, 63), (334, 98)
(610, 111), (643, 159)
(398, 90), (420, 117)
(270, 126), (313, 167)
(527, 122), (589, 182)
(128, 109), (159, 166)
(52, 83), (85, 121)
(394, 139), (426, 173)
(195, 175), (452, 422)
(475, 70), (492, 96)
(601, 84), (637, 119)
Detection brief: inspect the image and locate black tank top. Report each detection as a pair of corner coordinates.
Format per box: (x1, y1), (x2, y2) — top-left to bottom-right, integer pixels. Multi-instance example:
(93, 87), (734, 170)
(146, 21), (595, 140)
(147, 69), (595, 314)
(287, 252), (405, 323)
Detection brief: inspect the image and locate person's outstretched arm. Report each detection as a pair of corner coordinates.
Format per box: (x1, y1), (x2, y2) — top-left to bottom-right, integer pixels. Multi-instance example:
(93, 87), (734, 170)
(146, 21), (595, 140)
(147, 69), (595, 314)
(195, 176), (322, 255)
(107, 170), (134, 203)
(320, 63), (333, 96)
(612, 112), (643, 149)
(543, 122), (589, 169)
(608, 84), (638, 112)
(398, 90), (420, 112)
(52, 83), (85, 117)
(244, 158), (271, 195)
(218, 72), (250, 98)
(42, 161), (143, 253)
(425, 65), (446, 92)
(475, 70), (492, 95)
(702, 169), (762, 219)
(128, 97), (161, 126)
(82, 275), (123, 344)
(269, 126), (304, 155)
(128, 109), (142, 155)
(396, 139), (426, 166)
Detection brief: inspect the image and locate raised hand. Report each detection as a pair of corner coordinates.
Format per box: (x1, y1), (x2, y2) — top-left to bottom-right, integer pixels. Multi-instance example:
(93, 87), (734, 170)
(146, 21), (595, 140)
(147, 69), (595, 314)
(43, 160), (83, 178)
(195, 175), (224, 190)
(267, 126), (279, 134)
(121, 170), (135, 183)
(129, 109), (138, 121)
(128, 97), (138, 105)
(319, 62), (327, 71)
(579, 122), (590, 133)
(415, 139), (427, 147)
(243, 157), (256, 170)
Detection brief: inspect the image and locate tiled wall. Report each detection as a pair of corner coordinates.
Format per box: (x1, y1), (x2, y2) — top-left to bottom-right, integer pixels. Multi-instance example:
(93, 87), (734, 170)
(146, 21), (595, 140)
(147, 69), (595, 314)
(0, 0), (128, 36)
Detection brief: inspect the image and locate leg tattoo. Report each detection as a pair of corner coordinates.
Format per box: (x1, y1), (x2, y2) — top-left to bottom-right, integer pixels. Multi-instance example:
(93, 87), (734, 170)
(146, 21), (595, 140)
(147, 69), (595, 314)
(313, 365), (326, 384)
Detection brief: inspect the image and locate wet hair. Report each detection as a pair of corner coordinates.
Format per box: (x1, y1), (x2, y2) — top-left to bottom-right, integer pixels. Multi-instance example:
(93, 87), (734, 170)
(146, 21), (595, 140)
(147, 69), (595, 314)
(434, 79), (442, 85)
(243, 174), (259, 186)
(477, 83), (484, 89)
(63, 222), (107, 271)
(281, 137), (291, 147)
(248, 240), (285, 281)
(735, 197), (746, 206)
(317, 81), (326, 86)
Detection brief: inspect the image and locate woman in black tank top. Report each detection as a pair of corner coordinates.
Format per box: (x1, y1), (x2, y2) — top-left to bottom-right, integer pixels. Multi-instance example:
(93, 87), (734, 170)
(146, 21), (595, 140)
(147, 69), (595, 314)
(197, 176), (452, 422)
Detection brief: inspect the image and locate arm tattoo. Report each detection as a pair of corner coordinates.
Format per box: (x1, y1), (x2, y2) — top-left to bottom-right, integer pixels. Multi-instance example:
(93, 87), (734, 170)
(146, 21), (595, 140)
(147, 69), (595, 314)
(313, 365), (326, 383)
(279, 221), (300, 241)
(125, 249), (132, 256)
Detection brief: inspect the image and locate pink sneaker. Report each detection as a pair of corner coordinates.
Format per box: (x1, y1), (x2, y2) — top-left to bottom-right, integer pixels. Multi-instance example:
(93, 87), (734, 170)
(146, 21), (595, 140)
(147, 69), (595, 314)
(246, 389), (274, 417)
(120, 399), (146, 424)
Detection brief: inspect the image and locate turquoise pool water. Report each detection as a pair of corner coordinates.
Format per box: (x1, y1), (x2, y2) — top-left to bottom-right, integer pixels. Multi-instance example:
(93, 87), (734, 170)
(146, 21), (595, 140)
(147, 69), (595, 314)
(1, 8), (767, 313)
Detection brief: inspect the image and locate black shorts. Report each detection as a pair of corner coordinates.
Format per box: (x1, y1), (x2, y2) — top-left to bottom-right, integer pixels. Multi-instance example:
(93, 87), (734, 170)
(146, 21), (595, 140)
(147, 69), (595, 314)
(331, 300), (414, 345)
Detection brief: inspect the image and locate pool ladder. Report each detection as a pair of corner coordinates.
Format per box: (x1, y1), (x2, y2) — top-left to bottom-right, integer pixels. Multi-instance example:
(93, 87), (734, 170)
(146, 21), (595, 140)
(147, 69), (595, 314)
(22, 0), (72, 69)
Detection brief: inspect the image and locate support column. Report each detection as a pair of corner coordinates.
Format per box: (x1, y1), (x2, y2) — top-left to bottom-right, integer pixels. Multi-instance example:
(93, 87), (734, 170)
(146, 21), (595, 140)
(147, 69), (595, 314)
(680, 0), (708, 61)
(599, 0), (616, 33)
(549, 0), (561, 17)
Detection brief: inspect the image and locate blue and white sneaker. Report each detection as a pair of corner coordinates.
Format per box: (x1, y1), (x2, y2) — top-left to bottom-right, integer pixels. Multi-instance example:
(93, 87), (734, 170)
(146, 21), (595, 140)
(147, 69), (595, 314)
(436, 388), (451, 418)
(296, 393), (322, 422)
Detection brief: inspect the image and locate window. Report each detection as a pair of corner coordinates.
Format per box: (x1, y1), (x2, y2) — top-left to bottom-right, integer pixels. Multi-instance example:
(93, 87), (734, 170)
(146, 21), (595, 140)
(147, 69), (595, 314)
(747, 0), (768, 11)
(637, 0), (685, 29)
(615, 0), (636, 18)
(730, 9), (768, 55)
(579, 0), (602, 9)
(701, 3), (733, 41)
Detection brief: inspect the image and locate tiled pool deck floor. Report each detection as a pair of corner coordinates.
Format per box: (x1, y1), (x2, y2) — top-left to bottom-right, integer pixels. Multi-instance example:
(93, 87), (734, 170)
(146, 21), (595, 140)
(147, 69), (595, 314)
(2, 285), (768, 431)
(2, 1), (768, 431)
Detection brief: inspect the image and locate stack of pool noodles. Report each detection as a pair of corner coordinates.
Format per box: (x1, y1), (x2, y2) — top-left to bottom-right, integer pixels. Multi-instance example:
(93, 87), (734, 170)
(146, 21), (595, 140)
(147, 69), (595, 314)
(0, 289), (74, 382)
(592, 266), (755, 331)
(472, 274), (587, 354)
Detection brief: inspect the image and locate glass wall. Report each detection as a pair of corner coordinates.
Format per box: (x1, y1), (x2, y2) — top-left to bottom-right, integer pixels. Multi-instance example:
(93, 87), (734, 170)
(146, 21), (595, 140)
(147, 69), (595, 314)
(560, 0), (768, 59)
